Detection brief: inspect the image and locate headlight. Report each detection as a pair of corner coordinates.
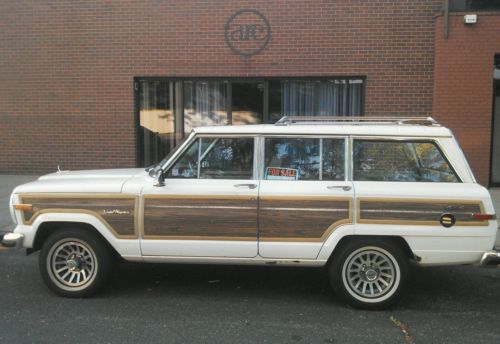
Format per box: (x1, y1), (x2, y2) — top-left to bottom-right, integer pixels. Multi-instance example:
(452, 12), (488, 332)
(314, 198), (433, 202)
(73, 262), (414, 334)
(9, 193), (17, 225)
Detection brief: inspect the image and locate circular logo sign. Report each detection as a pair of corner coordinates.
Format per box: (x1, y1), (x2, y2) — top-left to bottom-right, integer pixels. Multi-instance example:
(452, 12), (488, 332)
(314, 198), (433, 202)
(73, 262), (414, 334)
(224, 9), (271, 57)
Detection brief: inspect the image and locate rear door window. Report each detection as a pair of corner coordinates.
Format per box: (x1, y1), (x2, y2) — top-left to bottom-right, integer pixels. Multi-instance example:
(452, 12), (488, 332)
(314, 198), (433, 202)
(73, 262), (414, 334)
(263, 137), (345, 181)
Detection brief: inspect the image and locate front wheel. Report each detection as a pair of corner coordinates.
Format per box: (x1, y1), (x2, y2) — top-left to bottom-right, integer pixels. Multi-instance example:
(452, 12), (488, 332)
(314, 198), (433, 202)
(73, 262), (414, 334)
(329, 239), (409, 310)
(39, 229), (113, 297)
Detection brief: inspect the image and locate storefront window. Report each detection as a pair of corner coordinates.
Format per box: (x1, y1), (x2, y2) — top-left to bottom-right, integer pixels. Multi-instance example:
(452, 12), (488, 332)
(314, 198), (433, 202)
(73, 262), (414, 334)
(138, 77), (364, 167)
(268, 79), (363, 122)
(183, 81), (228, 133)
(449, 0), (500, 11)
(139, 80), (176, 166)
(231, 82), (264, 125)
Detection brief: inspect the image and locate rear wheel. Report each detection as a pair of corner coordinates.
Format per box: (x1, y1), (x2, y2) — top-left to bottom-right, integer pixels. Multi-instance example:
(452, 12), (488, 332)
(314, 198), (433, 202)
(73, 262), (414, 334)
(39, 229), (113, 297)
(329, 238), (409, 310)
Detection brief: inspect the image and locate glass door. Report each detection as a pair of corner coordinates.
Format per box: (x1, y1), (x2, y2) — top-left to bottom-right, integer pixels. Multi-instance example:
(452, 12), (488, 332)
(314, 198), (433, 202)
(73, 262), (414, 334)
(491, 59), (500, 185)
(138, 80), (183, 167)
(231, 81), (264, 125)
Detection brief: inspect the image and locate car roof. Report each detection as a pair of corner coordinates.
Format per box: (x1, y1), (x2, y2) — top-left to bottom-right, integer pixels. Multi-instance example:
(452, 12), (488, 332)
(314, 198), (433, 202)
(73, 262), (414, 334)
(192, 124), (453, 138)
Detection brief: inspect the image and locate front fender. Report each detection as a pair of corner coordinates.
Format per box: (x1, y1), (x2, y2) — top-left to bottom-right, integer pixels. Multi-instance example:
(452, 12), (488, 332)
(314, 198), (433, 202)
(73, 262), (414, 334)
(14, 212), (141, 257)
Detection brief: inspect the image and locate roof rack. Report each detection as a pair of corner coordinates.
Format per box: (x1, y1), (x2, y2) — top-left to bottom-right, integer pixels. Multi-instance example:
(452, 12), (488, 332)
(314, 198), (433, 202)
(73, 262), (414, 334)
(275, 116), (439, 126)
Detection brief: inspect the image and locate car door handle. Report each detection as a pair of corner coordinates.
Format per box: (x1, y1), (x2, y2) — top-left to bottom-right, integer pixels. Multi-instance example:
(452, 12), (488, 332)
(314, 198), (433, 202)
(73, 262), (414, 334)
(234, 183), (258, 189)
(327, 185), (352, 191)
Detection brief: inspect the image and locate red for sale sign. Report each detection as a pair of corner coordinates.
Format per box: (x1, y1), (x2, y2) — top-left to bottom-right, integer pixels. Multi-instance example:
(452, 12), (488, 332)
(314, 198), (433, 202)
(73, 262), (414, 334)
(265, 167), (299, 180)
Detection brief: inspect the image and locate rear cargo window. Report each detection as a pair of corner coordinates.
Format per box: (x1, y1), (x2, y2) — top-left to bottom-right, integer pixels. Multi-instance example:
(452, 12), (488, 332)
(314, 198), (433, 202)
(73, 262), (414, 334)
(353, 140), (459, 182)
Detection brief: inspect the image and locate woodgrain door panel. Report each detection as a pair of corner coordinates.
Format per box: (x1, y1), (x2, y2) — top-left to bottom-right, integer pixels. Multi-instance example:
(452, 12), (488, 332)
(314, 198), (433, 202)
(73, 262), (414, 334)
(140, 179), (259, 257)
(258, 180), (354, 259)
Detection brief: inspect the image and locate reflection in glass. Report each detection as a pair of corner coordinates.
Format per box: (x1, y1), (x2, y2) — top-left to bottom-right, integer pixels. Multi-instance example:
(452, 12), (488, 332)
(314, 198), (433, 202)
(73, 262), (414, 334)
(184, 81), (228, 133)
(232, 82), (264, 125)
(139, 81), (176, 166)
(268, 79), (363, 122)
(322, 139), (345, 181)
(165, 139), (199, 178)
(353, 141), (458, 182)
(199, 138), (254, 179)
(265, 138), (320, 180)
(165, 137), (254, 180)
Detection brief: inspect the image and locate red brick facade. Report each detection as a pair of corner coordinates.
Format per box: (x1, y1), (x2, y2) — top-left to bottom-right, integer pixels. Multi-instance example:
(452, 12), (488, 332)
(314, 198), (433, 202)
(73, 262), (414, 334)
(434, 12), (500, 185)
(7, 1), (496, 186)
(0, 0), (443, 174)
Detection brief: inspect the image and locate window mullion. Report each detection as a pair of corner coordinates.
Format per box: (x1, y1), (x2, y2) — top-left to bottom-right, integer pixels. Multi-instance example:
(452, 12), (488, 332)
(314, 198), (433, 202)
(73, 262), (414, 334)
(197, 138), (202, 179)
(319, 138), (323, 180)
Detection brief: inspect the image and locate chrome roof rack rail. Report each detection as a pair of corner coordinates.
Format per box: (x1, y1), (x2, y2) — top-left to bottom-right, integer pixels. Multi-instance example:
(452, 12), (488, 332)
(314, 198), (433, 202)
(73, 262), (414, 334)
(275, 116), (439, 126)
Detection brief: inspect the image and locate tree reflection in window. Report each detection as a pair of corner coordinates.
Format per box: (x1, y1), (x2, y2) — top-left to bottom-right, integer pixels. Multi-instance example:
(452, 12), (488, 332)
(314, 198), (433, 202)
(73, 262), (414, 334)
(353, 140), (459, 182)
(264, 138), (345, 181)
(166, 137), (254, 180)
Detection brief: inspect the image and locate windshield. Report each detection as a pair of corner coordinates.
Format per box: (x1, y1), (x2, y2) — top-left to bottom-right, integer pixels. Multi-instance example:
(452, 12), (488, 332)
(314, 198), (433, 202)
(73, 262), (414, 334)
(146, 136), (189, 177)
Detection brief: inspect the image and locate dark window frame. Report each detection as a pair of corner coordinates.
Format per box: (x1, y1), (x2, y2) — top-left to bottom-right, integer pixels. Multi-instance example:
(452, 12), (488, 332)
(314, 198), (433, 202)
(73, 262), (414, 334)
(449, 0), (500, 12)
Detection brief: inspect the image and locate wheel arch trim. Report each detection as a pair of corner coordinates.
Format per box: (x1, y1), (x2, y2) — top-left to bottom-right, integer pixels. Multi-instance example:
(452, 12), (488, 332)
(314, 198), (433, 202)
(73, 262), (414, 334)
(317, 225), (416, 262)
(24, 212), (140, 257)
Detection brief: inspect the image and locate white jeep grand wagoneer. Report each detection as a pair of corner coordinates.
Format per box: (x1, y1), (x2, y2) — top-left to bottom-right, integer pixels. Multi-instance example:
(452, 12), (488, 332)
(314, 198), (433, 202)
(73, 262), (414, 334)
(2, 116), (499, 309)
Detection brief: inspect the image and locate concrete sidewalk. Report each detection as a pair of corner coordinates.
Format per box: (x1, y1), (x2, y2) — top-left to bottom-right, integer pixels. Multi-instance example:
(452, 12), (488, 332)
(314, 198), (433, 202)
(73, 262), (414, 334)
(0, 175), (39, 232)
(0, 174), (499, 245)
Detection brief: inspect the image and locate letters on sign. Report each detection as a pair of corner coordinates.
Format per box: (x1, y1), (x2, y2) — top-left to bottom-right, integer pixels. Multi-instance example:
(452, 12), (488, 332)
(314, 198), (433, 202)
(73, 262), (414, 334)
(265, 167), (299, 181)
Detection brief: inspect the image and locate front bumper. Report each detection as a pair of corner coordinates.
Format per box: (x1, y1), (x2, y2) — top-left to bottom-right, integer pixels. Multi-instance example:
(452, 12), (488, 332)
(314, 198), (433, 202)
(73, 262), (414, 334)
(1, 232), (24, 248)
(480, 250), (500, 266)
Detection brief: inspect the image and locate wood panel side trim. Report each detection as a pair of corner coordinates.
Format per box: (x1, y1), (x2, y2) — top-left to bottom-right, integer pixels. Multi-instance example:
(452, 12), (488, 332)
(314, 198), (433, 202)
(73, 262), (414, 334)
(18, 194), (139, 239)
(258, 197), (353, 242)
(141, 195), (258, 240)
(356, 197), (488, 227)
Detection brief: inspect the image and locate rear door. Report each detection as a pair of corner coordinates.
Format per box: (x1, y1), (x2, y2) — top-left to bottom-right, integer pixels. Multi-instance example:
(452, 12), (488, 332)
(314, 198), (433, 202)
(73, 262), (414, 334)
(258, 136), (353, 259)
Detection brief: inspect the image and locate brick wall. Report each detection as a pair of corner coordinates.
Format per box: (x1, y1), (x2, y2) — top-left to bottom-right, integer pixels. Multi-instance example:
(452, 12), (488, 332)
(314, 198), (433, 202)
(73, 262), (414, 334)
(434, 12), (500, 185)
(0, 0), (441, 173)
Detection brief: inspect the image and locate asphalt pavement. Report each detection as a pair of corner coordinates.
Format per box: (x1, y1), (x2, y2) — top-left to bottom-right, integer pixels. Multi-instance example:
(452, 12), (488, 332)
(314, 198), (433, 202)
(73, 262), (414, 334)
(1, 248), (500, 344)
(1, 174), (500, 343)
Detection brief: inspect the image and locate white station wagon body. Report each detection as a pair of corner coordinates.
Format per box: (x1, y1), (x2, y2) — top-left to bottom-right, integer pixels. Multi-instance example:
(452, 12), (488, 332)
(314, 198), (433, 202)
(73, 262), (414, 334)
(4, 117), (499, 308)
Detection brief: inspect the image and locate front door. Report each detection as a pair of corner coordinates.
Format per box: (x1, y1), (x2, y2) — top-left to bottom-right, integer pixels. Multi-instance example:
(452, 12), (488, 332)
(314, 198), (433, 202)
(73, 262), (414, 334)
(258, 136), (353, 259)
(140, 135), (258, 257)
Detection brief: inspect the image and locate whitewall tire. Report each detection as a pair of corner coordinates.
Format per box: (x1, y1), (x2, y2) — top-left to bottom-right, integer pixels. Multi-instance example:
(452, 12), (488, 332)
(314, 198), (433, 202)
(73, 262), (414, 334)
(329, 238), (409, 310)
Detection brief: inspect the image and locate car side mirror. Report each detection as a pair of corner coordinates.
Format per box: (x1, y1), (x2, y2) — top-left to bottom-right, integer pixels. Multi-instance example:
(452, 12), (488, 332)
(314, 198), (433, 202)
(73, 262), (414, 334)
(154, 169), (166, 187)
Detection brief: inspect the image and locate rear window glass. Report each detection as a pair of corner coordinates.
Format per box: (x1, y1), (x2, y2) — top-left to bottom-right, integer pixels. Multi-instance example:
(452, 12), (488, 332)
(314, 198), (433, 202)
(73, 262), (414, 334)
(353, 140), (459, 182)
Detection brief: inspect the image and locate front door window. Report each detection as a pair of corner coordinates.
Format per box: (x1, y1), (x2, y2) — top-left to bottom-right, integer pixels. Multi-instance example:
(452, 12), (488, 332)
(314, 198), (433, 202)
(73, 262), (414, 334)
(166, 137), (254, 180)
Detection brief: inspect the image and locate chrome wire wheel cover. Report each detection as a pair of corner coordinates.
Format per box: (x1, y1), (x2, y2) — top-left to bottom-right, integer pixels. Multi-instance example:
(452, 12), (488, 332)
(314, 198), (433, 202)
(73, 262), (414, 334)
(47, 238), (98, 291)
(342, 247), (400, 303)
